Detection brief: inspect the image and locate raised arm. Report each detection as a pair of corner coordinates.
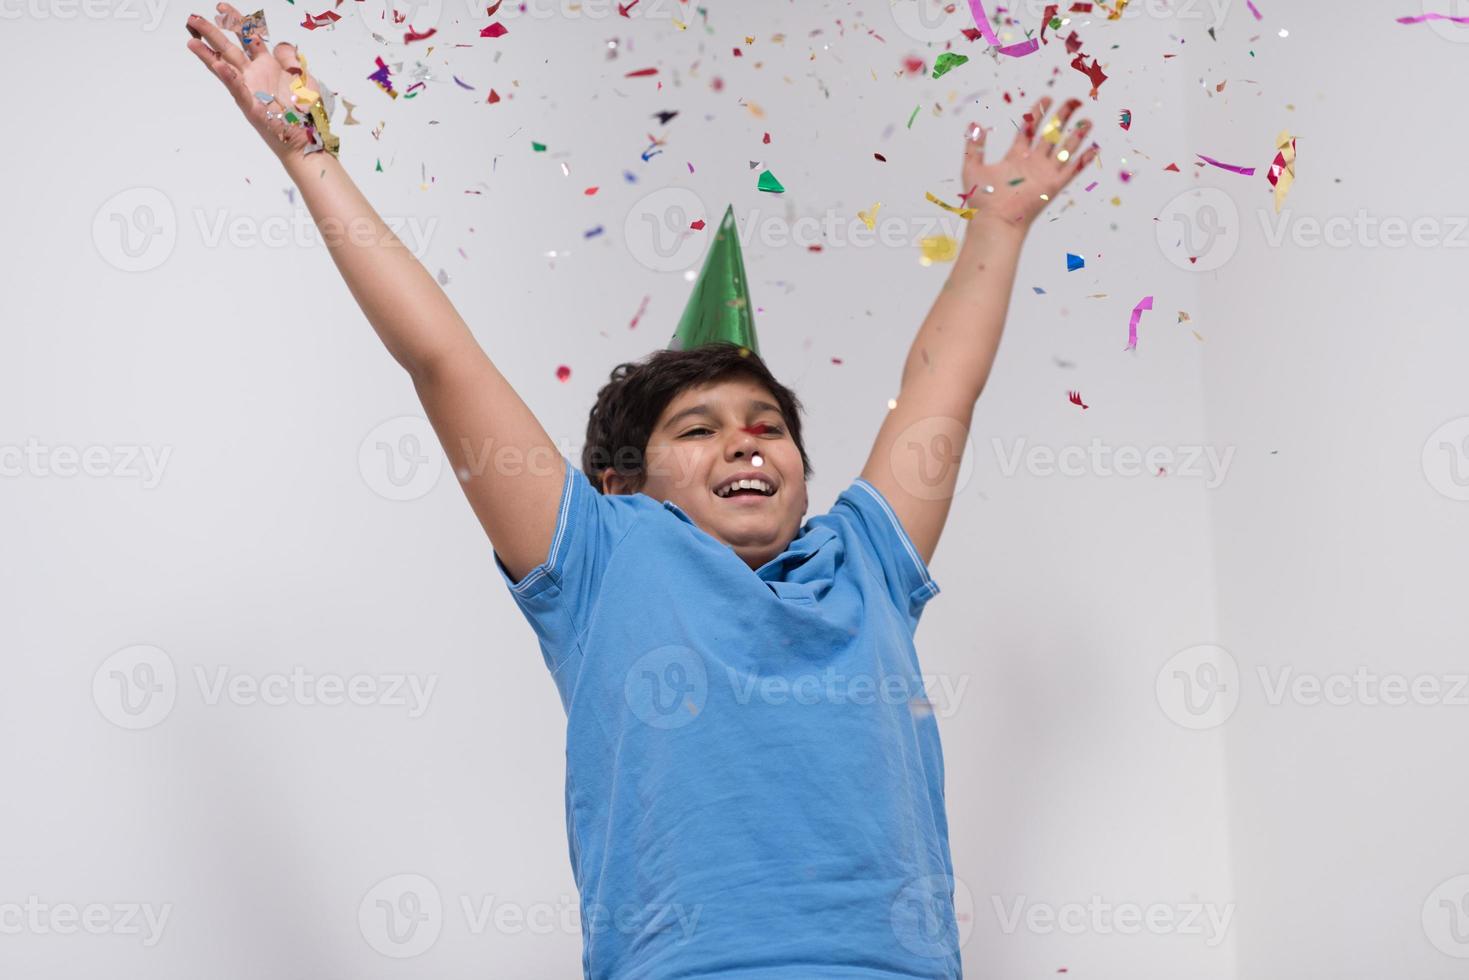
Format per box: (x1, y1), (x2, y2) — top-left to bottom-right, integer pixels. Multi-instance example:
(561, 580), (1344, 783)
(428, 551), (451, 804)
(860, 96), (1099, 566)
(185, 6), (564, 582)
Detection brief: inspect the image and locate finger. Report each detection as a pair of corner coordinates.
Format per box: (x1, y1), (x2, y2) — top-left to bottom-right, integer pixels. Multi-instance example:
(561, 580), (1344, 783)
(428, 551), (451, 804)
(187, 37), (253, 106)
(273, 41), (299, 76)
(215, 2), (268, 61)
(964, 119), (987, 165)
(1043, 98), (1084, 158)
(1010, 96), (1052, 157)
(1062, 142), (1101, 183)
(1056, 118), (1092, 166)
(186, 12), (248, 71)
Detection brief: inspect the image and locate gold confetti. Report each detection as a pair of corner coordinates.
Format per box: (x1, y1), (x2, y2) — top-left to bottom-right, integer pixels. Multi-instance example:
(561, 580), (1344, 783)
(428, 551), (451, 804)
(924, 190), (975, 219)
(918, 235), (958, 265)
(858, 203), (882, 230)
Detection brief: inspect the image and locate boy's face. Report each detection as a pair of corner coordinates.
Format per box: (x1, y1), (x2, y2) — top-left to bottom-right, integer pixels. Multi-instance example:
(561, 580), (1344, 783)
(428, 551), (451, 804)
(601, 376), (809, 572)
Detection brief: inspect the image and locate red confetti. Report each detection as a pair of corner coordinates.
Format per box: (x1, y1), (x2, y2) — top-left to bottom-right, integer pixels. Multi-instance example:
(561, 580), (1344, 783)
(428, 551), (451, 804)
(617, 0), (638, 14)
(733, 47), (743, 57)
(480, 21), (507, 37)
(301, 9), (340, 29)
(584, 186), (599, 195)
(762, 132), (771, 144)
(831, 357), (844, 365)
(404, 26), (436, 42)
(690, 219), (706, 230)
(486, 88), (500, 103)
(1163, 162), (1180, 172)
(873, 152), (887, 162)
(625, 66), (659, 77)
(556, 365), (572, 382)
(485, 0), (503, 12)
(1071, 53), (1108, 98)
(1067, 390), (1089, 409)
(902, 55), (925, 74)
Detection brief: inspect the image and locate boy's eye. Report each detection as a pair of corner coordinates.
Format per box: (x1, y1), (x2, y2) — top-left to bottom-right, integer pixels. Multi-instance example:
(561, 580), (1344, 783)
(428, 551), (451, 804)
(680, 423), (784, 437)
(682, 427), (713, 437)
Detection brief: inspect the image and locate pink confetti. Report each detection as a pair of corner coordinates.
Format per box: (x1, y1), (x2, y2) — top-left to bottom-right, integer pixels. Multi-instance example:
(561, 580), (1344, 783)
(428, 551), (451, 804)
(965, 0), (1040, 56)
(1127, 295), (1153, 351)
(1196, 153), (1256, 176)
(1245, 0), (1262, 18)
(1083, 180), (1098, 191)
(1397, 12), (1469, 23)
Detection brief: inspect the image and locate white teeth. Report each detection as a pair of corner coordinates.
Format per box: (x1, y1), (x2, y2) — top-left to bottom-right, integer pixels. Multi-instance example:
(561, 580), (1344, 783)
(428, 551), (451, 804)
(716, 478), (774, 497)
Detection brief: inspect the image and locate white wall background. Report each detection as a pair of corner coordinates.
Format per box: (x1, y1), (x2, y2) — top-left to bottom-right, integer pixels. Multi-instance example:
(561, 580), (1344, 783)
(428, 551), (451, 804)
(1, 0), (1462, 977)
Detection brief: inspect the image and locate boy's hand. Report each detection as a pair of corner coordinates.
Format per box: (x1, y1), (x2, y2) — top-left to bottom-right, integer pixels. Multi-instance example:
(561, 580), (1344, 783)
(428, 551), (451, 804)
(959, 95), (1100, 238)
(184, 3), (326, 162)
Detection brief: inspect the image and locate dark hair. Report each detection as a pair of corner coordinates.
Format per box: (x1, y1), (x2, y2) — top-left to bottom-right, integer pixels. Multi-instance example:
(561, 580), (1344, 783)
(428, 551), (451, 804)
(582, 342), (814, 494)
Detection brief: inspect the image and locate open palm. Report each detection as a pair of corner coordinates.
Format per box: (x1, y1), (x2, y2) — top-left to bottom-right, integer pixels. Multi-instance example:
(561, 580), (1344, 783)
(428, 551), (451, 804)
(185, 3), (324, 160)
(960, 95), (1099, 235)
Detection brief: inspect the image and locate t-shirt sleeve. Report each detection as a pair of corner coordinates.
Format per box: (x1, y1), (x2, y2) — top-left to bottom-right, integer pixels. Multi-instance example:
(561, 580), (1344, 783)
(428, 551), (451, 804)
(492, 455), (642, 675)
(828, 477), (942, 622)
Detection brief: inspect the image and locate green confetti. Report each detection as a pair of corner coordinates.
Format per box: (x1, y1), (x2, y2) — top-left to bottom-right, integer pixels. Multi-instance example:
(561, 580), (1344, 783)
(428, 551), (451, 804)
(906, 103), (920, 129)
(1049, 15), (1062, 28)
(283, 111), (300, 124)
(531, 141), (547, 152)
(1007, 177), (1025, 186)
(375, 158), (383, 172)
(932, 52), (969, 79)
(756, 169), (785, 193)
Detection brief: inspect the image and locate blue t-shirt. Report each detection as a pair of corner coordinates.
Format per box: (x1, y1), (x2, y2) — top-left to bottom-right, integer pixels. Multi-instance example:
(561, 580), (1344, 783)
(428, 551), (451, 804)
(494, 455), (960, 979)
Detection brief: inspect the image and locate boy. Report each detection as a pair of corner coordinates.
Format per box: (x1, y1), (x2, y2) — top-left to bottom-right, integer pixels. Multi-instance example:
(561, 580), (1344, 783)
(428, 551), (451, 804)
(185, 8), (1097, 976)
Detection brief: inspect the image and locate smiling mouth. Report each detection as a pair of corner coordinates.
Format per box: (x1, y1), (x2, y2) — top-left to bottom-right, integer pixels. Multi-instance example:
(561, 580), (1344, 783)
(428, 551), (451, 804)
(712, 483), (777, 500)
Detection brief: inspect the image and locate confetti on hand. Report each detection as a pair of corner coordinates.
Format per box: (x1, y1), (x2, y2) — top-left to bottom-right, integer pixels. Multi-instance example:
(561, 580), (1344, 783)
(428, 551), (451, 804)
(960, 96), (1100, 236)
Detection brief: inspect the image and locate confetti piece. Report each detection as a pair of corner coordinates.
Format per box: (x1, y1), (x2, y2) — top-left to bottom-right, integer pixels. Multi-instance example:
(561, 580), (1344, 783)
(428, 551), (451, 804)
(453, 75), (474, 89)
(556, 365), (572, 382)
(404, 26), (436, 42)
(654, 110), (679, 124)
(1118, 108), (1131, 130)
(1083, 181), (1098, 191)
(763, 132), (771, 144)
(1066, 252), (1084, 271)
(1163, 162), (1180, 172)
(1126, 295), (1153, 350)
(584, 226), (604, 238)
(965, 0), (1041, 56)
(874, 152), (887, 162)
(757, 169), (785, 193)
(629, 295), (651, 329)
(1397, 12), (1469, 23)
(367, 56), (398, 99)
(1067, 389), (1089, 409)
(918, 235), (958, 265)
(1071, 53), (1108, 99)
(1196, 152), (1255, 176)
(301, 9), (340, 29)
(1245, 0), (1262, 18)
(689, 218), (707, 231)
(584, 186), (599, 195)
(925, 191), (975, 220)
(906, 104), (920, 128)
(532, 141), (546, 151)
(932, 52), (969, 78)
(858, 204), (881, 230)
(1267, 130), (1296, 212)
(486, 88), (500, 103)
(625, 67), (659, 77)
(480, 21), (507, 37)
(1032, 286), (1046, 294)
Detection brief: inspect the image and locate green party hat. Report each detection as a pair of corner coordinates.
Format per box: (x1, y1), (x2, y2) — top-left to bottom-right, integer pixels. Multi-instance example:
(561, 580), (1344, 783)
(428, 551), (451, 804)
(667, 204), (760, 356)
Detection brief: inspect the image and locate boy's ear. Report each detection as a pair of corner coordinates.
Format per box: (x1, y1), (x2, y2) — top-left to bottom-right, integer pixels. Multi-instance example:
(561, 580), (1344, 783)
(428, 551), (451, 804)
(600, 467), (632, 495)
